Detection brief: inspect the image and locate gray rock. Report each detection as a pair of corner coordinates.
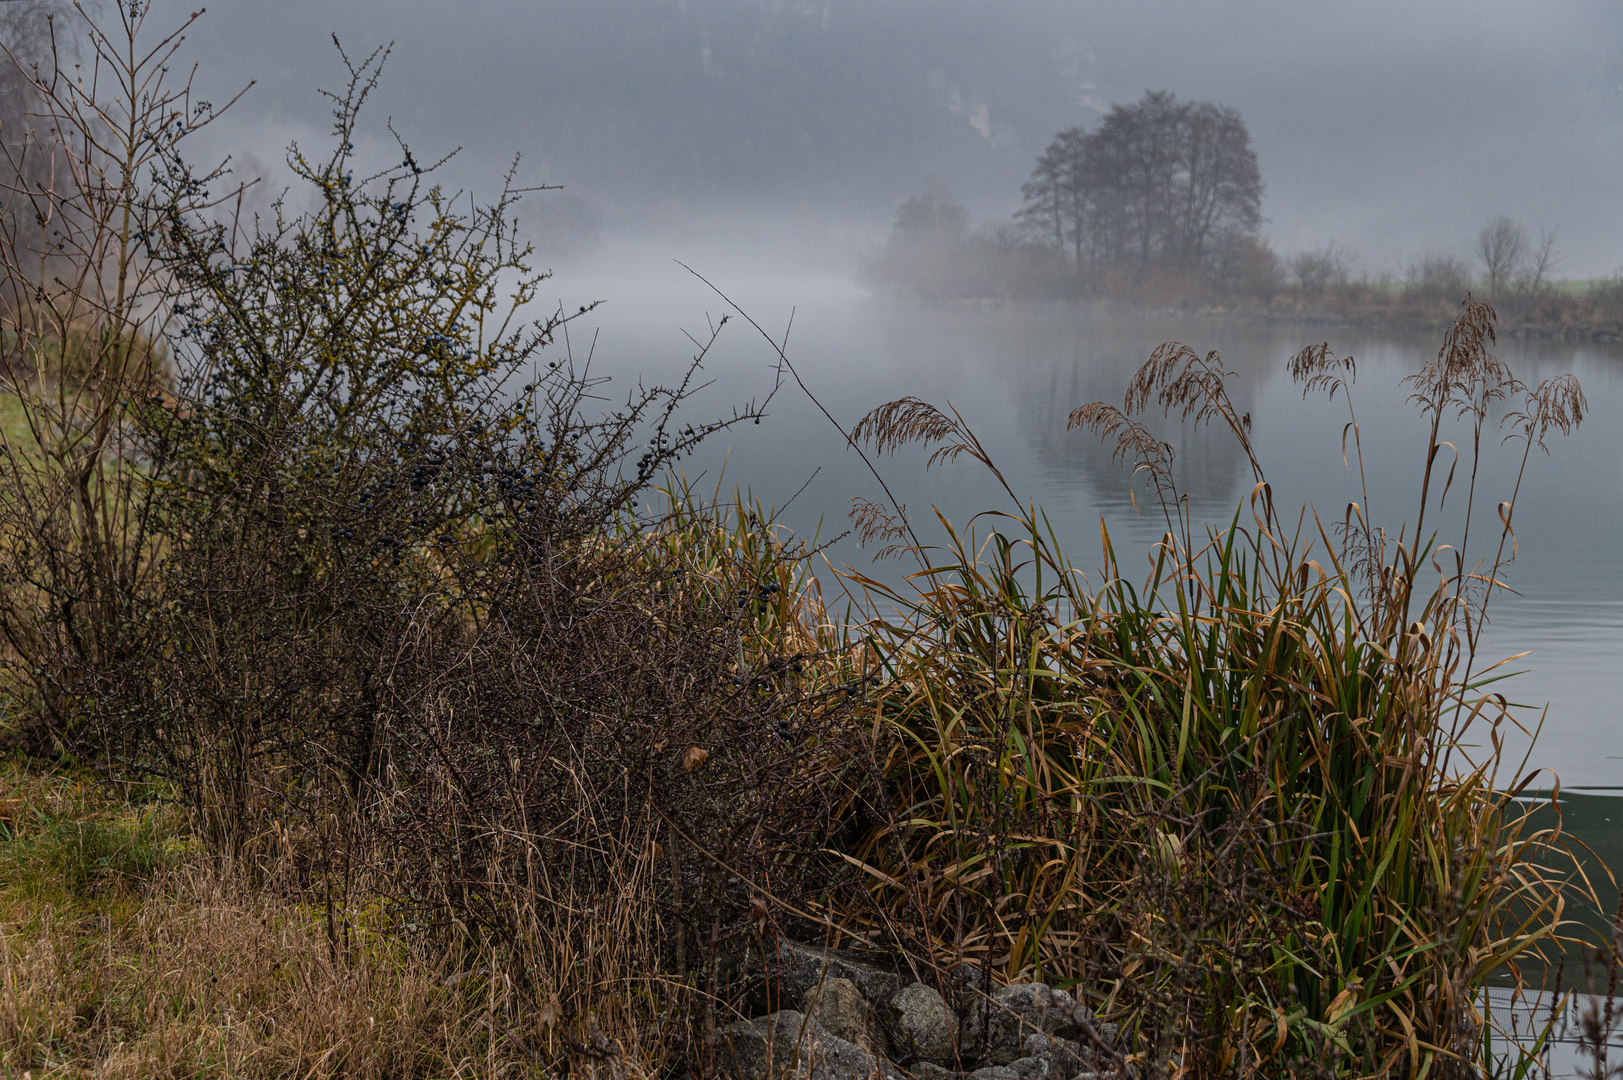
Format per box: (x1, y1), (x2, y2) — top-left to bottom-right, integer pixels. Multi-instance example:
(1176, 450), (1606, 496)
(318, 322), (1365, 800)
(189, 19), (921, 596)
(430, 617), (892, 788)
(1021, 1034), (1058, 1057)
(945, 961), (989, 995)
(721, 1010), (812, 1080)
(963, 984), (1091, 1067)
(966, 1061), (1048, 1080)
(720, 1009), (896, 1080)
(1021, 1034), (1093, 1080)
(963, 1067), (1100, 1080)
(761, 939), (908, 1015)
(1042, 1015), (1121, 1071)
(882, 982), (959, 1065)
(910, 1064), (960, 1080)
(801, 977), (880, 1053)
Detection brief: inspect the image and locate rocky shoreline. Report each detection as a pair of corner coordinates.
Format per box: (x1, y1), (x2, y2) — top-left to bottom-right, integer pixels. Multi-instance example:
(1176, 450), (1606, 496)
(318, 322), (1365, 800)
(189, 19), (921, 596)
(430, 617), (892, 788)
(721, 939), (1130, 1080)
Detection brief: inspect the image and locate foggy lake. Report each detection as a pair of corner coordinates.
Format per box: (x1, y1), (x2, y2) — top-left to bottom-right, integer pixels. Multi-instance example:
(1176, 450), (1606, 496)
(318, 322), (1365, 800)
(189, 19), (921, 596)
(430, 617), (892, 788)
(569, 265), (1623, 792)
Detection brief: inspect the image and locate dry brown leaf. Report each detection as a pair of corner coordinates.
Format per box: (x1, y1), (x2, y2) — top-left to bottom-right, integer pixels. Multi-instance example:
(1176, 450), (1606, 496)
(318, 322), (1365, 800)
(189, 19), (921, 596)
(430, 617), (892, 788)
(749, 896), (769, 937)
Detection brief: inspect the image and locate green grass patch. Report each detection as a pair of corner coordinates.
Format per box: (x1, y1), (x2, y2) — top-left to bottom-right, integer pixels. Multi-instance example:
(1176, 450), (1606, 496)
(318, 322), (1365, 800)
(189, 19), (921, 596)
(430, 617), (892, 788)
(0, 766), (183, 906)
(0, 391), (32, 454)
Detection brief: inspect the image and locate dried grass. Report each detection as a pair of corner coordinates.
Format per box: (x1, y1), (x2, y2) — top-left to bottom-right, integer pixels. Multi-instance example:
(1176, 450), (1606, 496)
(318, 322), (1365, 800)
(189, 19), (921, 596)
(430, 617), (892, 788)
(0, 764), (690, 1079)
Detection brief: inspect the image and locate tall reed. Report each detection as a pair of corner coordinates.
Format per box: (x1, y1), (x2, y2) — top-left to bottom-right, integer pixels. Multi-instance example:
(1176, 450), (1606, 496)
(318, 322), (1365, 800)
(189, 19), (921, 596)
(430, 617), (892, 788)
(823, 297), (1584, 1077)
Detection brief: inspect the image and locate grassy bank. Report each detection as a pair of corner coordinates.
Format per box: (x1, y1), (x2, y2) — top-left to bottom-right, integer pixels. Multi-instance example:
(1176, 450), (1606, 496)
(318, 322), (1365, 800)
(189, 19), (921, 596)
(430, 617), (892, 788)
(0, 764), (592, 1078)
(870, 262), (1623, 341)
(1249, 280), (1623, 340)
(0, 453), (1598, 1077)
(861, 202), (1623, 341)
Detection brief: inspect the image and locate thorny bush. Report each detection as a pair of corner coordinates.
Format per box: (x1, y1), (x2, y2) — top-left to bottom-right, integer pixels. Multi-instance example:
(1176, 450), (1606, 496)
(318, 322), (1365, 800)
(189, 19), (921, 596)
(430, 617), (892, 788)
(3, 27), (877, 1073)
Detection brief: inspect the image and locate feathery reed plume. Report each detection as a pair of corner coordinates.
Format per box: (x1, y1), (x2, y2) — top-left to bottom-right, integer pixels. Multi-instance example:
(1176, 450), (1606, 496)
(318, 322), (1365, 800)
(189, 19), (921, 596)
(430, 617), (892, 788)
(1509, 373), (1588, 451)
(849, 495), (911, 560)
(1286, 342), (1394, 610)
(852, 396), (1022, 508)
(1126, 341), (1262, 481)
(850, 396), (971, 463)
(1069, 341), (1263, 581)
(1067, 400), (1180, 535)
(1286, 340), (1357, 395)
(1407, 295), (1514, 421)
(830, 294), (1586, 1078)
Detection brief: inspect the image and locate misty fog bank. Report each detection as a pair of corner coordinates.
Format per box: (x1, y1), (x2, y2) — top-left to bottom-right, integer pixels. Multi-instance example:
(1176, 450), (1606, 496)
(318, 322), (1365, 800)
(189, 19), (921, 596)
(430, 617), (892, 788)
(178, 0), (1623, 281)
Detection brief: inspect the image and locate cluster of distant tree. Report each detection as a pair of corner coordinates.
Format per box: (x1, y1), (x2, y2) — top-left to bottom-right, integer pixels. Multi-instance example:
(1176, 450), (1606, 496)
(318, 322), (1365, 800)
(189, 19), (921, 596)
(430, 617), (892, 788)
(863, 90), (1275, 303)
(864, 91), (1622, 333)
(1282, 218), (1558, 305)
(1017, 90), (1262, 281)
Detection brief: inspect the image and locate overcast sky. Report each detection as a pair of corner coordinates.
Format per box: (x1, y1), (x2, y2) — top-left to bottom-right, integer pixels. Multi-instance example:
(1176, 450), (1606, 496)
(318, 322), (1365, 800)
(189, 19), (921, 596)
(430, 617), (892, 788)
(167, 0), (1623, 277)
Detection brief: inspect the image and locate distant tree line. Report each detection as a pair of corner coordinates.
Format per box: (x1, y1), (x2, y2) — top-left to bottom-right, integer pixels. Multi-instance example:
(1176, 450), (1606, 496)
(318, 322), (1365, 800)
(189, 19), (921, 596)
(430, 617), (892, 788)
(1017, 90), (1262, 280)
(862, 91), (1623, 334)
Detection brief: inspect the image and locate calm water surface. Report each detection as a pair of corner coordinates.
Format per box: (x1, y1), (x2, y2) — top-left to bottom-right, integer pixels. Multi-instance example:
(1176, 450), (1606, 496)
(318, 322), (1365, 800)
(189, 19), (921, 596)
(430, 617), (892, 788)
(567, 269), (1623, 790)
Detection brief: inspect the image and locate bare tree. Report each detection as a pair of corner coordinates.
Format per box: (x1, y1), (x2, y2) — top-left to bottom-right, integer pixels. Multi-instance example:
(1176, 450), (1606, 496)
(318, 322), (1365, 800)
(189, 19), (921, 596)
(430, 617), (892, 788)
(868, 185), (973, 299)
(1016, 126), (1090, 277)
(1405, 252), (1471, 297)
(1078, 103), (1136, 264)
(1526, 224), (1560, 291)
(1175, 100), (1262, 264)
(0, 2), (69, 142)
(892, 183), (968, 239)
(1476, 215), (1528, 296)
(1115, 89), (1183, 267)
(1017, 133), (1068, 256)
(1288, 241), (1355, 296)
